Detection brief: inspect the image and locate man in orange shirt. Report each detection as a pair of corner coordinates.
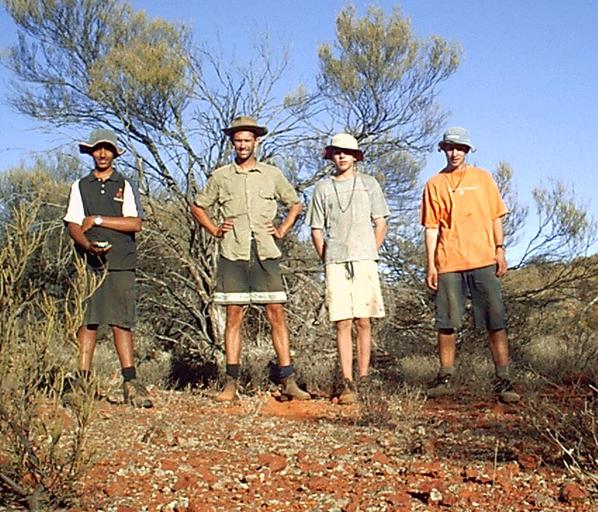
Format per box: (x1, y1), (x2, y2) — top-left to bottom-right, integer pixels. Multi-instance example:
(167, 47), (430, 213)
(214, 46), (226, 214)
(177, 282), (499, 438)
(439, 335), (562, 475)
(421, 127), (520, 403)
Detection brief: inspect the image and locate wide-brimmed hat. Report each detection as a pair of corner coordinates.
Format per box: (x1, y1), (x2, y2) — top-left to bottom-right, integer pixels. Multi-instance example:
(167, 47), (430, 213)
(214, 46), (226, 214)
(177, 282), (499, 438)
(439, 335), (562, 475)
(438, 127), (476, 152)
(222, 116), (268, 137)
(78, 129), (126, 156)
(323, 133), (364, 161)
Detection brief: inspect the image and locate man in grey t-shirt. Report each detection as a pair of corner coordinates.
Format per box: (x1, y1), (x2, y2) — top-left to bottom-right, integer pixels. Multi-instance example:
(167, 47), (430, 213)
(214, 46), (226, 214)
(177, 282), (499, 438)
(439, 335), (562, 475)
(307, 133), (389, 404)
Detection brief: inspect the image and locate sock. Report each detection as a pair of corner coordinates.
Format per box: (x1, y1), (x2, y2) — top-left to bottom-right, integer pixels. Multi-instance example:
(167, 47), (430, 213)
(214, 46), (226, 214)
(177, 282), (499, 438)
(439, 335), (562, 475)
(495, 365), (510, 379)
(278, 365), (293, 381)
(225, 364), (240, 380)
(121, 366), (136, 382)
(439, 366), (455, 377)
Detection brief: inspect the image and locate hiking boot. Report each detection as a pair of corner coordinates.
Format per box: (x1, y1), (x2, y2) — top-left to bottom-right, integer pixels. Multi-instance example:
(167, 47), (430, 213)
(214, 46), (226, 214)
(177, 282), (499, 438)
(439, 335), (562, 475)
(494, 377), (520, 404)
(338, 378), (357, 405)
(427, 373), (453, 398)
(215, 377), (238, 402)
(122, 379), (153, 408)
(280, 375), (310, 401)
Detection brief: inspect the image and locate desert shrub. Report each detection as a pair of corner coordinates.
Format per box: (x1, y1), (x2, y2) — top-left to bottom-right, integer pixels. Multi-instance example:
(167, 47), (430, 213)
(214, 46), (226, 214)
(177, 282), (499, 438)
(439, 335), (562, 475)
(0, 200), (96, 510)
(522, 329), (598, 384)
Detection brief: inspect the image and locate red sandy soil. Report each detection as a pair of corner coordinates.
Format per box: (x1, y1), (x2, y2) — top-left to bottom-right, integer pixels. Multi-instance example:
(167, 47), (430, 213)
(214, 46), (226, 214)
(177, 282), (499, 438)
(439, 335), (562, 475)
(65, 386), (595, 512)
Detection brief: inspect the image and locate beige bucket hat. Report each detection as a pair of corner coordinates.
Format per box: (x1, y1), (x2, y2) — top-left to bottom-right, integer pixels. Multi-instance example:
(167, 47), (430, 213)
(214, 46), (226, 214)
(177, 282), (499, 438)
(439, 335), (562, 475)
(323, 133), (364, 161)
(222, 116), (268, 137)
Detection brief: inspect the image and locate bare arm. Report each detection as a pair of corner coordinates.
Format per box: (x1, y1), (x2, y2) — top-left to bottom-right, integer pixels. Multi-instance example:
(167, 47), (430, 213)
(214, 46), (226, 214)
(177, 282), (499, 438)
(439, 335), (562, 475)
(311, 228), (326, 262)
(373, 217), (388, 250)
(493, 216), (507, 277)
(424, 227), (439, 290)
(81, 215), (142, 234)
(67, 223), (107, 255)
(268, 202), (302, 239)
(190, 203), (233, 238)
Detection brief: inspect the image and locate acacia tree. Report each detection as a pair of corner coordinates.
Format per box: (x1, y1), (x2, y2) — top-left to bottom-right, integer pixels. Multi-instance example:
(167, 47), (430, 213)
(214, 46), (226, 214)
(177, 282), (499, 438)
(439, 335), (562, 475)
(2, 0), (461, 375)
(315, 6), (460, 330)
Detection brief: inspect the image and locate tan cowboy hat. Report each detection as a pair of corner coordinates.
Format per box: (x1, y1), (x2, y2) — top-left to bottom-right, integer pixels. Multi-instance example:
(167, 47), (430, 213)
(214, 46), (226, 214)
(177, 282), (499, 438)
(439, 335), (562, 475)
(78, 128), (126, 156)
(323, 133), (364, 161)
(222, 116), (268, 137)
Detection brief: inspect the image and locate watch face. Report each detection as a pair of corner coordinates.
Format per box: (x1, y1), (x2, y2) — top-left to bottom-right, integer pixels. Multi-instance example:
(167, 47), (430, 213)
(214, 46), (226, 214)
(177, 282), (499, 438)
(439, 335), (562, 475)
(95, 216), (103, 225)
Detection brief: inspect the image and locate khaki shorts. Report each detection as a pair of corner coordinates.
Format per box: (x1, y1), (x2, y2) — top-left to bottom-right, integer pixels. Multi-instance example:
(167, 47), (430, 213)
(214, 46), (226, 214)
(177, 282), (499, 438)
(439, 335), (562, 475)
(325, 260), (385, 322)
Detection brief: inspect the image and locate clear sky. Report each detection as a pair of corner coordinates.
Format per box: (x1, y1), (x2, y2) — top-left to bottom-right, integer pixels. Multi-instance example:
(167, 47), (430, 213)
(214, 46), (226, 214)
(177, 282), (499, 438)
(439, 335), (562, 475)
(0, 0), (596, 253)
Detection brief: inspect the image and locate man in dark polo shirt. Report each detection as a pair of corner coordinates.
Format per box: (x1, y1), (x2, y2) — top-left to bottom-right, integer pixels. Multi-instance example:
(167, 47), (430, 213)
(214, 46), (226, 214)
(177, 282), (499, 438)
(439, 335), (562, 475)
(191, 116), (310, 402)
(64, 128), (152, 408)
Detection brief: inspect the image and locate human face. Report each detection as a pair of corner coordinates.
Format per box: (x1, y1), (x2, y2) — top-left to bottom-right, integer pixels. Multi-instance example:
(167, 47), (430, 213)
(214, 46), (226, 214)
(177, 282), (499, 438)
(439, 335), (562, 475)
(91, 143), (116, 173)
(441, 143), (469, 171)
(331, 148), (357, 176)
(232, 130), (257, 163)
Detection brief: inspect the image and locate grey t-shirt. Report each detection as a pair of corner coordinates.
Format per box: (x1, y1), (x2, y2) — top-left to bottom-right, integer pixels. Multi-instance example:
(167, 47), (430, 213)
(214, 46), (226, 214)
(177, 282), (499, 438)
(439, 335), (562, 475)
(307, 172), (389, 264)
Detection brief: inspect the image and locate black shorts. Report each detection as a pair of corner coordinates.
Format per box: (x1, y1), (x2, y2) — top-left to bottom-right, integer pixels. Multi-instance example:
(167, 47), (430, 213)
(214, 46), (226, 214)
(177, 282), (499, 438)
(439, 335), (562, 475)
(85, 270), (136, 329)
(214, 242), (286, 305)
(435, 264), (506, 331)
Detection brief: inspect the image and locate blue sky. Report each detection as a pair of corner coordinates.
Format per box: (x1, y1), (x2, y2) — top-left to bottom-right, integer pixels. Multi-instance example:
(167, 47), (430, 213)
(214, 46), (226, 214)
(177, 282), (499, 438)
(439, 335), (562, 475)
(0, 0), (596, 254)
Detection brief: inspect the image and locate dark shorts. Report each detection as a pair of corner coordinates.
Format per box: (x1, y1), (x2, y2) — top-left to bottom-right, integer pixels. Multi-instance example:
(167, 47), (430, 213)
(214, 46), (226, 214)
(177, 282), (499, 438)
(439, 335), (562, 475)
(435, 264), (506, 331)
(214, 242), (286, 305)
(84, 270), (136, 329)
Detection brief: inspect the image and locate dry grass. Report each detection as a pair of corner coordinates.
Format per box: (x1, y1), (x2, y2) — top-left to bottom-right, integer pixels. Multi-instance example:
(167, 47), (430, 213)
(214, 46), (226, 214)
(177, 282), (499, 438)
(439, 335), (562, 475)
(525, 386), (598, 493)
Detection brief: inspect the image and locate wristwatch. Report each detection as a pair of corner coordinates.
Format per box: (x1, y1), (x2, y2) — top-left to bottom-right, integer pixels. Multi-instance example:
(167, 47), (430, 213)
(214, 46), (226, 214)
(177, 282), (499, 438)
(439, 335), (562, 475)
(495, 244), (506, 250)
(94, 216), (104, 226)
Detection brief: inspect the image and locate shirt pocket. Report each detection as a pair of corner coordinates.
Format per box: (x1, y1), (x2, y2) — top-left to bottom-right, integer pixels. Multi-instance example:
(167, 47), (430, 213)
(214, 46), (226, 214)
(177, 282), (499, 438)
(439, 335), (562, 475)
(256, 188), (277, 220)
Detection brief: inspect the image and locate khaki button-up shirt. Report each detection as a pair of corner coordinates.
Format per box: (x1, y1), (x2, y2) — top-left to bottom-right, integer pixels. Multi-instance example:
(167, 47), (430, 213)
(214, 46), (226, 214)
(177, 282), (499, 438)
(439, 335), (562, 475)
(194, 161), (300, 261)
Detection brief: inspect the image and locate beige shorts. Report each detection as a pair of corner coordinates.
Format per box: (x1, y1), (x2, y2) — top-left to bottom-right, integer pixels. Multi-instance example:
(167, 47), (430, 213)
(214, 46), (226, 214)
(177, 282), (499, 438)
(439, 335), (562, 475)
(325, 260), (385, 322)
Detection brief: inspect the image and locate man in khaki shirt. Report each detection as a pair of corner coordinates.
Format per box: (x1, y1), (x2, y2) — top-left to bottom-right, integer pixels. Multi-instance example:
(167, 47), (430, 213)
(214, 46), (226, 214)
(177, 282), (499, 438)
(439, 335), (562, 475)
(192, 116), (310, 402)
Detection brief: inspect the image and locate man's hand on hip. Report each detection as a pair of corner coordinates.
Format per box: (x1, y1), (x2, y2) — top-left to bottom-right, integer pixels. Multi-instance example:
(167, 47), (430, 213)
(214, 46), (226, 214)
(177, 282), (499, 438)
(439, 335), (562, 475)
(215, 219), (234, 238)
(267, 222), (285, 240)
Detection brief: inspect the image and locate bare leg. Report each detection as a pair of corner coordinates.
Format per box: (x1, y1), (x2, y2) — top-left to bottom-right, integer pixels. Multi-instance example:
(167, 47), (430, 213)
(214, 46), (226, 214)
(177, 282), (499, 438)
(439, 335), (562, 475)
(336, 318), (353, 380)
(438, 329), (457, 368)
(224, 305), (245, 364)
(264, 303), (291, 367)
(488, 328), (509, 367)
(78, 325), (98, 371)
(112, 325), (135, 368)
(354, 317), (371, 378)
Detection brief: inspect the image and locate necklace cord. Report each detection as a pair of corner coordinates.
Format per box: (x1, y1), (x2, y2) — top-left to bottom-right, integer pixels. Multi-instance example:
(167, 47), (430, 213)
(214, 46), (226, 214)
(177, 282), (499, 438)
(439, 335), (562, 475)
(332, 174), (358, 213)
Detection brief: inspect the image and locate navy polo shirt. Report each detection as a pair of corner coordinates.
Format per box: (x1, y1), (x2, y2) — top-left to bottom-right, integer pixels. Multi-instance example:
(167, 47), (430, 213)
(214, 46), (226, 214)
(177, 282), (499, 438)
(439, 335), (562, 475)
(64, 170), (143, 270)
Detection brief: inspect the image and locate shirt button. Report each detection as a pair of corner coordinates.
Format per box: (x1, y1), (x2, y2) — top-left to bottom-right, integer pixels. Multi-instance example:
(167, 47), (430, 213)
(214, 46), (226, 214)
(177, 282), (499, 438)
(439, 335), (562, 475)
(101, 190), (105, 194)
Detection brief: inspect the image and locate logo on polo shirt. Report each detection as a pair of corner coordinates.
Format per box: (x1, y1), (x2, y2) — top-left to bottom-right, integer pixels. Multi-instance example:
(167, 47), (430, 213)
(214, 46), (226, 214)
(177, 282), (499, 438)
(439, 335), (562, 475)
(114, 187), (124, 202)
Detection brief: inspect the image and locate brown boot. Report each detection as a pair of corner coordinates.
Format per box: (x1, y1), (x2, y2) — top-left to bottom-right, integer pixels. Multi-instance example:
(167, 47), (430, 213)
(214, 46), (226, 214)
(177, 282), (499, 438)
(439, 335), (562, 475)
(338, 378), (357, 405)
(122, 379), (153, 408)
(215, 377), (238, 402)
(280, 375), (310, 400)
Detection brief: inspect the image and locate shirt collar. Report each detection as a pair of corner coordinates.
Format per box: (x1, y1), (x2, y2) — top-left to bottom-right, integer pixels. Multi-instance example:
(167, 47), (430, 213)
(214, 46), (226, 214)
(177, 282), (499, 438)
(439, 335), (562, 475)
(232, 161), (263, 174)
(86, 169), (122, 182)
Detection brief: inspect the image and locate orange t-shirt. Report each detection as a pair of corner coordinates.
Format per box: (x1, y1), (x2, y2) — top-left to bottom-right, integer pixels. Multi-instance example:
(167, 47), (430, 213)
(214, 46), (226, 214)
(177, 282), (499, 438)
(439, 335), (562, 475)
(420, 166), (508, 273)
